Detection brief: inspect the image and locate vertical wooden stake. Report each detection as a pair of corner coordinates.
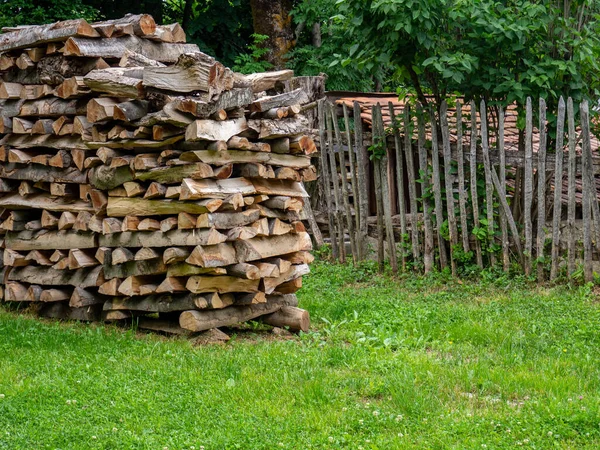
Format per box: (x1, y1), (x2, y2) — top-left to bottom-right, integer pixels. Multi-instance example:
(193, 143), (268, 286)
(389, 102), (407, 270)
(469, 101), (483, 268)
(354, 101), (369, 261)
(580, 100), (593, 282)
(550, 97), (566, 281)
(456, 102), (470, 254)
(430, 106), (448, 270)
(480, 99), (496, 267)
(317, 99), (338, 260)
(441, 101), (458, 275)
(498, 108), (510, 271)
(536, 98), (548, 282)
(325, 102), (345, 263)
(403, 105), (420, 262)
(330, 103), (357, 262)
(566, 98), (577, 277)
(523, 97), (533, 275)
(372, 104), (385, 272)
(343, 103), (361, 257)
(417, 104), (434, 273)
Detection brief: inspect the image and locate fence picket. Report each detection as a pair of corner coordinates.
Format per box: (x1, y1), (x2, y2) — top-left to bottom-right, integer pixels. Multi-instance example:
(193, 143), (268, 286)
(372, 104), (385, 271)
(417, 105), (434, 273)
(330, 103), (358, 262)
(317, 100), (339, 260)
(456, 102), (470, 254)
(580, 100), (593, 282)
(498, 108), (510, 271)
(403, 105), (421, 261)
(480, 99), (496, 266)
(567, 98), (577, 277)
(536, 98), (548, 282)
(354, 101), (369, 261)
(325, 102), (346, 263)
(550, 97), (566, 280)
(469, 101), (483, 268)
(343, 103), (361, 253)
(430, 106), (448, 269)
(441, 101), (458, 275)
(581, 100), (600, 261)
(389, 102), (407, 270)
(524, 97), (533, 275)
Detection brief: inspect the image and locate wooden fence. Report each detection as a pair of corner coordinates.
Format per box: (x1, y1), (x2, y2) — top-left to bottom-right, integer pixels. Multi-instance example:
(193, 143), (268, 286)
(317, 97), (600, 281)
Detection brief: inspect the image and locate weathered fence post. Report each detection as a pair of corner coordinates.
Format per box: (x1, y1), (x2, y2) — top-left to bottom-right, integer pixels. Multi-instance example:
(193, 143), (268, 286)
(389, 102), (407, 270)
(354, 101), (369, 261)
(325, 102), (346, 263)
(317, 99), (338, 260)
(372, 104), (385, 271)
(536, 98), (548, 282)
(550, 97), (566, 281)
(580, 100), (593, 282)
(417, 104), (434, 273)
(403, 105), (420, 262)
(342, 103), (361, 258)
(430, 106), (448, 270)
(523, 97), (533, 275)
(441, 101), (458, 275)
(469, 101), (483, 268)
(498, 108), (510, 272)
(480, 99), (496, 267)
(456, 102), (470, 255)
(330, 102), (357, 262)
(566, 98), (577, 277)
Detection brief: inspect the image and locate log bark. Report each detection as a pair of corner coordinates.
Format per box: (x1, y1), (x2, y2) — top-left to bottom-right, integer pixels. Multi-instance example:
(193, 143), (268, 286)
(83, 67), (144, 99)
(106, 197), (222, 217)
(180, 149), (311, 169)
(98, 229), (226, 248)
(179, 294), (297, 331)
(64, 36), (200, 63)
(143, 52), (233, 98)
(260, 305), (309, 332)
(0, 19), (100, 52)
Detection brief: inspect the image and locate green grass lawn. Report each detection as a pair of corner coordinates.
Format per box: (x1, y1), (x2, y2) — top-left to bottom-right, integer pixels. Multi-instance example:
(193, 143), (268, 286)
(1, 261), (600, 449)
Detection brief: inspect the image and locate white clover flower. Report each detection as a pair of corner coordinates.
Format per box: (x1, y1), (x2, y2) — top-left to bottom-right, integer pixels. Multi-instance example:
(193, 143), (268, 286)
(0, 394), (4, 399)
(66, 400), (71, 405)
(112, 427), (118, 432)
(91, 436), (97, 440)
(373, 410), (379, 416)
(328, 437), (334, 443)
(395, 415), (403, 422)
(547, 431), (553, 436)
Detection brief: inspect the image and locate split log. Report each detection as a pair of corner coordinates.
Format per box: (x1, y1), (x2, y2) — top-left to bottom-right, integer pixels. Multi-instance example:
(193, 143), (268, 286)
(174, 88), (253, 118)
(114, 100), (148, 122)
(0, 19), (100, 52)
(21, 84), (55, 100)
(87, 97), (119, 123)
(104, 292), (225, 313)
(106, 197), (222, 217)
(0, 81), (23, 99)
(98, 229), (227, 248)
(180, 177), (255, 200)
(55, 76), (90, 99)
(68, 249), (98, 269)
(179, 295), (297, 332)
(69, 287), (106, 307)
(143, 52), (233, 97)
(8, 265), (104, 287)
(250, 89), (310, 113)
(186, 275), (260, 294)
(135, 162), (214, 184)
(185, 117), (248, 142)
(19, 98), (86, 116)
(234, 69), (293, 92)
(118, 49), (166, 68)
(0, 193), (94, 213)
(180, 149), (311, 169)
(196, 209), (260, 229)
(37, 55), (109, 85)
(84, 67), (144, 98)
(248, 116), (310, 139)
(235, 232), (312, 262)
(64, 36), (200, 63)
(92, 14), (156, 37)
(260, 306), (310, 332)
(185, 243), (237, 267)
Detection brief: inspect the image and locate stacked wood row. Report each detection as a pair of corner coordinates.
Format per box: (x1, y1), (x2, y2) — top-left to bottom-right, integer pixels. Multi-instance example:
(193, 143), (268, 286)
(0, 15), (317, 335)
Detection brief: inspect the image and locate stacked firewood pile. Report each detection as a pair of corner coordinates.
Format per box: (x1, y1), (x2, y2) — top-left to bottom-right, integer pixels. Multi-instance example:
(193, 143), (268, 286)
(0, 14), (318, 335)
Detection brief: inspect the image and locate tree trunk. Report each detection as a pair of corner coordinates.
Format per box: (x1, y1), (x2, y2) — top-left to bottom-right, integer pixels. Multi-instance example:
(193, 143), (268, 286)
(249, 0), (295, 70)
